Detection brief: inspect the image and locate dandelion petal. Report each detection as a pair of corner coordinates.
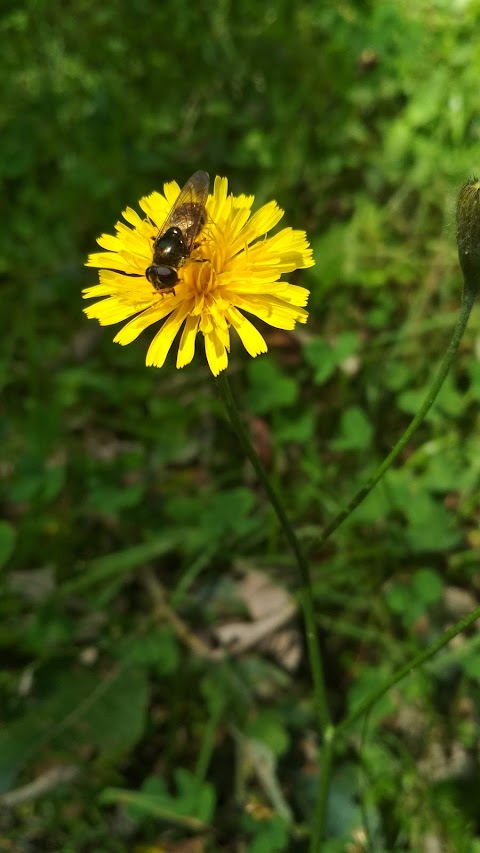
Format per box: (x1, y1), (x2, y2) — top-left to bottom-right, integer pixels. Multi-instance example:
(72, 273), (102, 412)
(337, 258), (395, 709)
(229, 309), (268, 357)
(177, 314), (200, 368)
(146, 304), (191, 368)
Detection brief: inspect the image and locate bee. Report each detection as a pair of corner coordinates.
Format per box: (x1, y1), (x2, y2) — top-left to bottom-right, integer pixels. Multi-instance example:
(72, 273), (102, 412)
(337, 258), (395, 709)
(146, 170), (210, 292)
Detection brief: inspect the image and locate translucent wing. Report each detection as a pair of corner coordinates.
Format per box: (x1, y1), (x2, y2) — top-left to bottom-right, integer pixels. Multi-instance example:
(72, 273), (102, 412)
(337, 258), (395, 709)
(155, 170), (210, 253)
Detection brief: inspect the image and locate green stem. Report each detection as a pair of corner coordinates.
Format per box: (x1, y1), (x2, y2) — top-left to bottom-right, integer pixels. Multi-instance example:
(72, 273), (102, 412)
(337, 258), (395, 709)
(319, 288), (476, 544)
(195, 686), (224, 783)
(336, 603), (480, 737)
(217, 279), (475, 849)
(216, 374), (330, 728)
(312, 283), (476, 845)
(309, 724), (335, 852)
(216, 374), (332, 846)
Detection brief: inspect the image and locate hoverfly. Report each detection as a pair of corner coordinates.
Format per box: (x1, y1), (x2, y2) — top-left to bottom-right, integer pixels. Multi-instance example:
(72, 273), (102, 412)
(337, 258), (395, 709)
(146, 170), (210, 292)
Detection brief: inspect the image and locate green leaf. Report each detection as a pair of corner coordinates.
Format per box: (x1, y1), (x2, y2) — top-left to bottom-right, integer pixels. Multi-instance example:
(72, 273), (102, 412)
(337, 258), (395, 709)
(275, 411), (315, 444)
(346, 665), (394, 727)
(386, 569), (443, 628)
(122, 627), (180, 675)
(102, 768), (216, 828)
(331, 406), (373, 451)
(461, 654), (480, 682)
(10, 460), (65, 504)
(241, 814), (290, 853)
(172, 767), (216, 824)
(245, 711), (290, 757)
(386, 584), (413, 619)
(80, 667), (149, 754)
(166, 488), (258, 550)
(0, 666), (149, 790)
(303, 339), (338, 385)
(382, 360), (411, 392)
(86, 481), (144, 512)
(304, 332), (360, 386)
(411, 568), (443, 605)
(404, 495), (461, 552)
(245, 360), (298, 414)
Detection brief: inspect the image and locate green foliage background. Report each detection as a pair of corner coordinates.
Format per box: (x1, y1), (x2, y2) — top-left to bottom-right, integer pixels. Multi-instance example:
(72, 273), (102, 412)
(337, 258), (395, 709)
(3, 1), (480, 850)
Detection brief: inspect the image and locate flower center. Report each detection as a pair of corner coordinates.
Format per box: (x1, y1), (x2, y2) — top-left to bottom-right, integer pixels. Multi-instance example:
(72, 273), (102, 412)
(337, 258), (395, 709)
(182, 251), (217, 297)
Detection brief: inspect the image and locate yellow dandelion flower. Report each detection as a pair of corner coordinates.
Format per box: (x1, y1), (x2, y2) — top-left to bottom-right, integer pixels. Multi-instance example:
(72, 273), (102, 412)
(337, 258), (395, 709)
(83, 172), (314, 376)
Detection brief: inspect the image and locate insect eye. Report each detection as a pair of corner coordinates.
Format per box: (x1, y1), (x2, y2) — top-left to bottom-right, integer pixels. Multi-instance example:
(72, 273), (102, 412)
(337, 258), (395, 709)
(150, 266), (178, 288)
(160, 267), (177, 285)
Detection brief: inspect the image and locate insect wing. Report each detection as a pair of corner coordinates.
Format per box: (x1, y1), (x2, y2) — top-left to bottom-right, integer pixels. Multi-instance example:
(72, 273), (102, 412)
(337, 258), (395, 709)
(156, 170), (210, 253)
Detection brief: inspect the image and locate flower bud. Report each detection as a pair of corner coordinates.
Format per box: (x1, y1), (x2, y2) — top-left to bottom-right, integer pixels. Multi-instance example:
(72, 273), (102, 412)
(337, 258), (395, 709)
(457, 178), (480, 297)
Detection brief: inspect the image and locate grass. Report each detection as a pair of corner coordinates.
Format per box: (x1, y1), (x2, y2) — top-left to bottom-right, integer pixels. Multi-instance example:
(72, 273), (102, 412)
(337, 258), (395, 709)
(3, 1), (480, 850)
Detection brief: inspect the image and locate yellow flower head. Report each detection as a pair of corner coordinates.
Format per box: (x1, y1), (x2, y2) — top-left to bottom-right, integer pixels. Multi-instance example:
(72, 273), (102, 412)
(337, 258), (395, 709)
(84, 173), (314, 376)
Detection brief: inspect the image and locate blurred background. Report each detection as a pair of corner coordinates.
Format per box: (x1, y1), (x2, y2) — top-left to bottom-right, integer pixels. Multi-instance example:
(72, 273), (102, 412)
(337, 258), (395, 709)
(3, 1), (480, 850)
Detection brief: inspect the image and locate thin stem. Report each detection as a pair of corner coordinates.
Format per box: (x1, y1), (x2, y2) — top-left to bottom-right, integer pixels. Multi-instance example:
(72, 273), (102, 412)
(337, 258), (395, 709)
(216, 374), (333, 846)
(216, 280), (475, 850)
(195, 689), (224, 783)
(309, 282), (476, 845)
(319, 288), (476, 544)
(336, 603), (480, 737)
(309, 725), (335, 853)
(216, 374), (330, 730)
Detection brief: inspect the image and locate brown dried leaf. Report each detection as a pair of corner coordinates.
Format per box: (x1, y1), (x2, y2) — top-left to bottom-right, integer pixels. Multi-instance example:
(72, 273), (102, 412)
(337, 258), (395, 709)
(214, 569), (298, 660)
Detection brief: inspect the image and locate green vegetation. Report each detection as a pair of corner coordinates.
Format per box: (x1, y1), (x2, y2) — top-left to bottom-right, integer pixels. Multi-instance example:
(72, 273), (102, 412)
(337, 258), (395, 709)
(3, 1), (480, 850)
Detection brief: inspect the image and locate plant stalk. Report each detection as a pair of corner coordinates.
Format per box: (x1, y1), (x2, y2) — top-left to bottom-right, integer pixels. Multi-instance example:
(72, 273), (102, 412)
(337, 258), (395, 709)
(318, 287), (476, 544)
(216, 373), (332, 847)
(336, 602), (480, 737)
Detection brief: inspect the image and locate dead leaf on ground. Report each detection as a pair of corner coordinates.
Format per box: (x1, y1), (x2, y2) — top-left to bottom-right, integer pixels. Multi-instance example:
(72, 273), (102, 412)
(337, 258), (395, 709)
(213, 569), (301, 669)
